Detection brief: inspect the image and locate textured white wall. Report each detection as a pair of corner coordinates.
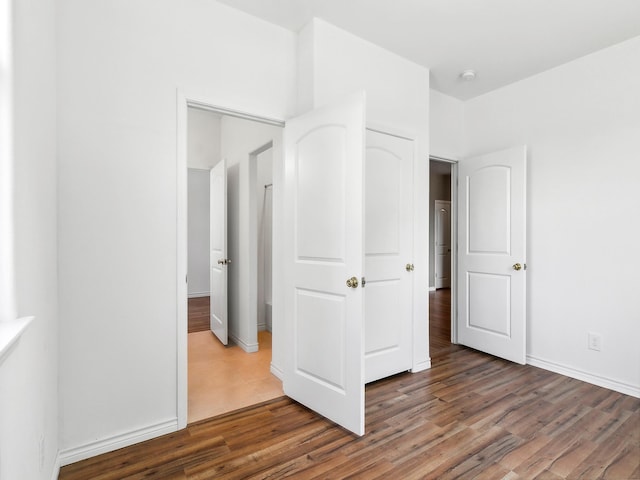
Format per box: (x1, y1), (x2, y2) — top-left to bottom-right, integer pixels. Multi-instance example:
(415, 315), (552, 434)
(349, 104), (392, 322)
(187, 108), (221, 170)
(298, 18), (431, 370)
(257, 149), (273, 331)
(187, 169), (210, 297)
(430, 90), (464, 161)
(0, 0), (59, 478)
(464, 36), (640, 395)
(57, 0), (296, 460)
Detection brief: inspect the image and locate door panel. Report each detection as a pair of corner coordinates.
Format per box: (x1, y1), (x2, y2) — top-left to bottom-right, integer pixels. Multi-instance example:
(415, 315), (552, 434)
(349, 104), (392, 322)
(283, 92), (365, 436)
(364, 130), (413, 383)
(457, 146), (526, 364)
(210, 160), (228, 345)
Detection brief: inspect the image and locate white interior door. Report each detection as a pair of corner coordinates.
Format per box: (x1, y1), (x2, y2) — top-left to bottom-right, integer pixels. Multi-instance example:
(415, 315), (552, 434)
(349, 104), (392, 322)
(364, 130), (413, 383)
(210, 159), (228, 345)
(457, 146), (527, 364)
(283, 92), (365, 436)
(435, 200), (451, 289)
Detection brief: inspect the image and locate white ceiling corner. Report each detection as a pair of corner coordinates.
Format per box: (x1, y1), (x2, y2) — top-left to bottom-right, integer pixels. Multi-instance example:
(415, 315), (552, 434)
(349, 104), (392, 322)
(216, 0), (640, 100)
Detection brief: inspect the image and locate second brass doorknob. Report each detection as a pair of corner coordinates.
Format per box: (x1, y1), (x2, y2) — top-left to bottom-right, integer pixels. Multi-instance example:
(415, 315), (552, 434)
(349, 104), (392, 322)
(346, 276), (359, 289)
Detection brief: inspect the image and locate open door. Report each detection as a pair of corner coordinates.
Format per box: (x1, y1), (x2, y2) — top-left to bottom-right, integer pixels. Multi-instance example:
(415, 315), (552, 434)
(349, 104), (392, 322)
(283, 92), (366, 436)
(457, 146), (527, 364)
(210, 159), (228, 345)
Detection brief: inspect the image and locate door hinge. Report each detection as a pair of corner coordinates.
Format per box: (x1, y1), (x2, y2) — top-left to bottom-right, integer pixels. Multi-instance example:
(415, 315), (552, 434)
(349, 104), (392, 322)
(185, 275), (188, 283)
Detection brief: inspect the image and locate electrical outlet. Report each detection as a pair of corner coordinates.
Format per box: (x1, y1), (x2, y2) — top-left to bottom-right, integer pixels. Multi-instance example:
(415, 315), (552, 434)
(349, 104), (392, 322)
(588, 332), (602, 351)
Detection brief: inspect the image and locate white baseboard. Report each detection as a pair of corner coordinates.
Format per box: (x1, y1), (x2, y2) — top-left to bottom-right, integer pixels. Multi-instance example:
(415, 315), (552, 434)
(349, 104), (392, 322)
(229, 333), (258, 353)
(187, 292), (210, 298)
(59, 418), (178, 466)
(428, 286), (436, 292)
(527, 355), (640, 398)
(270, 362), (283, 380)
(257, 321), (267, 331)
(50, 452), (60, 480)
(411, 358), (431, 373)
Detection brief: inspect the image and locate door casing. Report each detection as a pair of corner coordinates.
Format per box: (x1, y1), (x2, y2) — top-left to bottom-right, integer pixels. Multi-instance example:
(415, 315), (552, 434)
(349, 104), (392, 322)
(177, 92), (285, 429)
(429, 156), (458, 346)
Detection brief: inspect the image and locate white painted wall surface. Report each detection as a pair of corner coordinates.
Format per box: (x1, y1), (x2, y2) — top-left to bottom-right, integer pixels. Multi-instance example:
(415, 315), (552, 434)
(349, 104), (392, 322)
(57, 0), (296, 460)
(187, 169), (210, 297)
(257, 149), (274, 331)
(220, 116), (281, 352)
(187, 108), (221, 170)
(464, 36), (640, 395)
(430, 90), (464, 161)
(0, 0), (59, 478)
(298, 19), (431, 371)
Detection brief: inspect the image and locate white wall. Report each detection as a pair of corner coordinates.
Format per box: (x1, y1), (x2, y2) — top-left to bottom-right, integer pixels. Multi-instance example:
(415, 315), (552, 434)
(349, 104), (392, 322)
(430, 90), (465, 161)
(220, 116), (281, 352)
(464, 36), (640, 395)
(298, 18), (431, 370)
(57, 0), (296, 461)
(0, 0), (59, 478)
(257, 149), (273, 331)
(187, 169), (210, 297)
(187, 108), (221, 170)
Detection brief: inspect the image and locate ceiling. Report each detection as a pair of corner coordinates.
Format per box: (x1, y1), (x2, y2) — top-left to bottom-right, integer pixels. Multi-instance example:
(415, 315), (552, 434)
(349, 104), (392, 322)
(216, 0), (640, 100)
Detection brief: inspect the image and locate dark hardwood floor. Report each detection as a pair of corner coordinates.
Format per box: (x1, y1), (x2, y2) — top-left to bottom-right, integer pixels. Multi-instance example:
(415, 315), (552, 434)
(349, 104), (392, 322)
(188, 296), (210, 333)
(59, 289), (640, 479)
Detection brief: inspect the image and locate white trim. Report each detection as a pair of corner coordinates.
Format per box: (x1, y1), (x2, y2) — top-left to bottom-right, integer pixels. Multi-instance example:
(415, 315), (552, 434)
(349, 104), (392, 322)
(450, 162), (458, 345)
(59, 419), (178, 466)
(0, 316), (33, 365)
(428, 286), (436, 292)
(187, 292), (210, 299)
(176, 90), (287, 431)
(49, 453), (60, 480)
(410, 358), (431, 373)
(366, 123), (416, 142)
(229, 332), (258, 353)
(176, 91), (189, 430)
(270, 362), (283, 380)
(527, 355), (640, 398)
(428, 156), (459, 346)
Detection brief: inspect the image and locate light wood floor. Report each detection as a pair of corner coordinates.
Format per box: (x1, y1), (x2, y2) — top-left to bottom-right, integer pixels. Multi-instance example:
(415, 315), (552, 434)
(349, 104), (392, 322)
(188, 329), (283, 423)
(60, 289), (640, 479)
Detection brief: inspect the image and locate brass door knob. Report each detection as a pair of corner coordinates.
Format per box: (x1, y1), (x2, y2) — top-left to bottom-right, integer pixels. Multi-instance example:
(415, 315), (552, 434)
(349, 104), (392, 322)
(346, 276), (359, 289)
(512, 263), (522, 271)
(406, 263), (415, 272)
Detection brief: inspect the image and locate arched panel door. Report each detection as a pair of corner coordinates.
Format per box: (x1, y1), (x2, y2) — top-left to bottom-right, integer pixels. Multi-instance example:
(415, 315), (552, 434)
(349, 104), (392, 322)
(283, 92), (366, 436)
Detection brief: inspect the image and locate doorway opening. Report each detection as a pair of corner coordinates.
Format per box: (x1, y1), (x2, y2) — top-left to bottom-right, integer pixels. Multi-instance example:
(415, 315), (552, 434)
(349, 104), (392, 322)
(429, 157), (457, 358)
(182, 103), (284, 425)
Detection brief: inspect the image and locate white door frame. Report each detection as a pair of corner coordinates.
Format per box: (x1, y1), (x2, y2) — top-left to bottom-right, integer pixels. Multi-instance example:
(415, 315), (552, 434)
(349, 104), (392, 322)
(176, 91), (285, 429)
(429, 156), (459, 345)
(248, 141), (273, 349)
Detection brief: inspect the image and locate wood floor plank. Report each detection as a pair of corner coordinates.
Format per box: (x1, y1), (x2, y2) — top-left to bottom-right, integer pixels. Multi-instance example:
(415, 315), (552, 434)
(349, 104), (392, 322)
(188, 296), (210, 333)
(59, 289), (640, 480)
